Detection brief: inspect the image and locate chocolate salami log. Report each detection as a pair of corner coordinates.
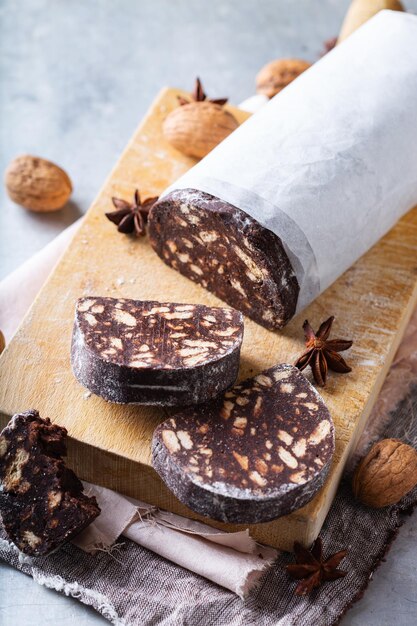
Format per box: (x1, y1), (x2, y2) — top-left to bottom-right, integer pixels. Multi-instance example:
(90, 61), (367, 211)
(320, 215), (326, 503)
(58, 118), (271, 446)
(148, 189), (299, 330)
(149, 13), (417, 331)
(71, 297), (244, 406)
(0, 410), (100, 556)
(152, 364), (334, 524)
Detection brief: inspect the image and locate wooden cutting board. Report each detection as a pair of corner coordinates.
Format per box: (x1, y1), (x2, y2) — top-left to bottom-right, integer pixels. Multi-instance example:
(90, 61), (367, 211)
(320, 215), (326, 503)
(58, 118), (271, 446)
(1, 87), (417, 550)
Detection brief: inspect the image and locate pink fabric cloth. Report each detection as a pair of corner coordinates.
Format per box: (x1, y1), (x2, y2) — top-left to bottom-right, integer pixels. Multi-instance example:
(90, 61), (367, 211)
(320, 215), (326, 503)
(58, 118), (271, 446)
(0, 219), (81, 341)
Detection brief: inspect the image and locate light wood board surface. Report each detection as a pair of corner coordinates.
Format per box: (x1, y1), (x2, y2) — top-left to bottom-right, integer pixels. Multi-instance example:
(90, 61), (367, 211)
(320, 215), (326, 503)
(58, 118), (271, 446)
(1, 88), (417, 550)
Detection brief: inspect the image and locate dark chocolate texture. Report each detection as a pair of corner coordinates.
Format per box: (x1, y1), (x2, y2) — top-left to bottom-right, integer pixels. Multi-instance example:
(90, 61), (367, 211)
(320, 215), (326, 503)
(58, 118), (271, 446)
(71, 297), (244, 405)
(148, 189), (299, 330)
(152, 364), (334, 524)
(0, 410), (100, 556)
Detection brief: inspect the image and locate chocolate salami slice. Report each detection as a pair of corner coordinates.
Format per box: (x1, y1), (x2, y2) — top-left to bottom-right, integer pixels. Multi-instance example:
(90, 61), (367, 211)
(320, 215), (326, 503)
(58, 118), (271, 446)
(148, 189), (299, 330)
(71, 297), (244, 405)
(0, 410), (100, 556)
(152, 364), (334, 524)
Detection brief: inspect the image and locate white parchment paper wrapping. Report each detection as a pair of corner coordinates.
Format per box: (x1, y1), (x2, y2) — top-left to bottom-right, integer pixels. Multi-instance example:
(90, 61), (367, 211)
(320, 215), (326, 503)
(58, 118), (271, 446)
(165, 11), (417, 312)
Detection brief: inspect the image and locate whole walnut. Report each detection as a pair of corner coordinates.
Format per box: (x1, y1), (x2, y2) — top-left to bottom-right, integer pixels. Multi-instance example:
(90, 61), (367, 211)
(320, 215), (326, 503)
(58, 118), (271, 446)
(256, 58), (311, 99)
(163, 101), (239, 160)
(5, 155), (72, 212)
(352, 438), (417, 508)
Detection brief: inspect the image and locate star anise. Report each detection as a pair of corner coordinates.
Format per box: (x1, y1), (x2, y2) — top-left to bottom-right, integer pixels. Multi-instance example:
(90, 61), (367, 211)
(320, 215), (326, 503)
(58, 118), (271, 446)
(177, 77), (228, 107)
(294, 316), (353, 387)
(286, 538), (348, 596)
(105, 189), (158, 237)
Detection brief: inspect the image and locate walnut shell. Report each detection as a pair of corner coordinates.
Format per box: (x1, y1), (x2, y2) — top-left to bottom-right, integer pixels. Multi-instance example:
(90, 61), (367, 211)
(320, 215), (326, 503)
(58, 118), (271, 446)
(0, 330), (5, 355)
(163, 101), (239, 160)
(338, 0), (404, 43)
(352, 438), (417, 508)
(256, 58), (311, 99)
(5, 155), (72, 212)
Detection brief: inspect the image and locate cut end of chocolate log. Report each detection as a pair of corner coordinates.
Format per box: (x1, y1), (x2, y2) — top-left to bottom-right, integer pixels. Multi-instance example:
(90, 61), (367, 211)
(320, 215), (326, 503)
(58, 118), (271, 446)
(148, 189), (300, 330)
(0, 410), (100, 556)
(152, 364), (334, 524)
(71, 297), (244, 405)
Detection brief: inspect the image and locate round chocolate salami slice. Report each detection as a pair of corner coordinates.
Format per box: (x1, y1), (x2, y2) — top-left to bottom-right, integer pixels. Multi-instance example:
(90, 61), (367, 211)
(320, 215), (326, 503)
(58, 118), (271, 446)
(148, 189), (299, 330)
(71, 297), (244, 406)
(152, 364), (334, 524)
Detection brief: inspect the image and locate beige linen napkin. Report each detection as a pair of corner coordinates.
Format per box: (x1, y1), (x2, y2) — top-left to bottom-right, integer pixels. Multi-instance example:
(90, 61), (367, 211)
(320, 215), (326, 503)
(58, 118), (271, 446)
(74, 482), (277, 598)
(0, 218), (81, 341)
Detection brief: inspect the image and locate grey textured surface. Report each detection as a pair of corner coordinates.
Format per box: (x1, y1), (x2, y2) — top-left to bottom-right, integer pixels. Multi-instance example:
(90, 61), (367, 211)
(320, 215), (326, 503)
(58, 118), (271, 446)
(1, 0), (417, 624)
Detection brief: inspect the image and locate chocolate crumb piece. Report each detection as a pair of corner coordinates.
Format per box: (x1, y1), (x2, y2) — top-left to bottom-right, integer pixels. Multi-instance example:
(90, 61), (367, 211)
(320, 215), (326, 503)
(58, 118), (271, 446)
(71, 297), (244, 406)
(152, 364), (334, 524)
(148, 189), (300, 330)
(0, 410), (100, 556)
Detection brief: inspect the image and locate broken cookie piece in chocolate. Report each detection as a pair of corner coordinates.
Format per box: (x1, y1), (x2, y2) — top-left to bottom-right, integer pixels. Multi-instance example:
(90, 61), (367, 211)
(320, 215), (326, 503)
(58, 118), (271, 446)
(148, 189), (300, 330)
(0, 410), (100, 556)
(152, 364), (334, 524)
(71, 297), (244, 405)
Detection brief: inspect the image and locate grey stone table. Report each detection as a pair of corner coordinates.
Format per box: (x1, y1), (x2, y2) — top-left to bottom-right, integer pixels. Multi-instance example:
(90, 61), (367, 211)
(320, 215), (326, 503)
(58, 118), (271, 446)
(1, 0), (417, 624)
